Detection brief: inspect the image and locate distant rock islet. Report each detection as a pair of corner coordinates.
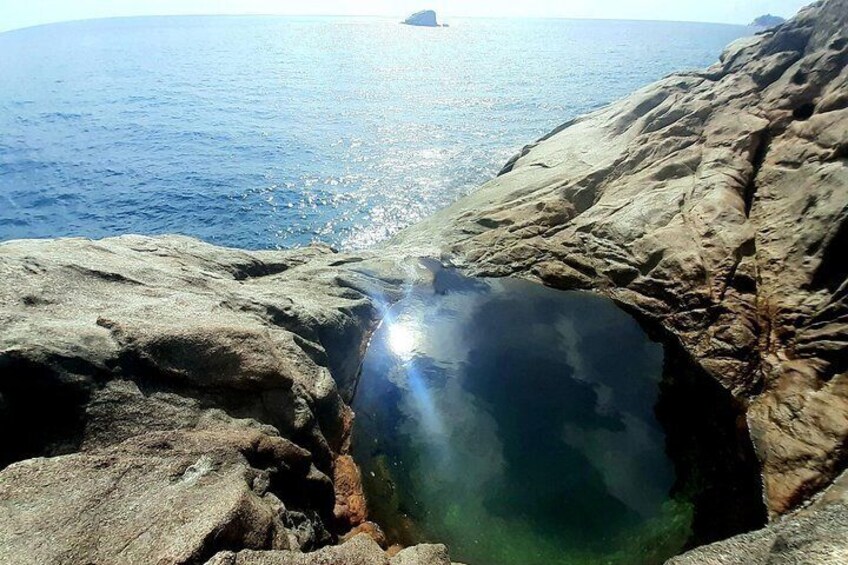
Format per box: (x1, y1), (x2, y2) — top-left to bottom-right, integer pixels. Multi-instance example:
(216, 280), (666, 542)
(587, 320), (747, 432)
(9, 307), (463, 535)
(402, 10), (447, 27)
(750, 14), (786, 28)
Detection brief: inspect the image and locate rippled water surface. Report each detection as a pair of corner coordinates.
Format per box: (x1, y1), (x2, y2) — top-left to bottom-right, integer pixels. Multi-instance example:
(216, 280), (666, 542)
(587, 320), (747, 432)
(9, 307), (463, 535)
(352, 274), (692, 565)
(0, 16), (749, 249)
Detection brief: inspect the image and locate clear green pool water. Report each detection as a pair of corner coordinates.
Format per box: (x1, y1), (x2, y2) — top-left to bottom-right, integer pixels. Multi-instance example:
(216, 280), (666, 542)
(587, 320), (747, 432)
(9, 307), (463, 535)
(352, 275), (700, 565)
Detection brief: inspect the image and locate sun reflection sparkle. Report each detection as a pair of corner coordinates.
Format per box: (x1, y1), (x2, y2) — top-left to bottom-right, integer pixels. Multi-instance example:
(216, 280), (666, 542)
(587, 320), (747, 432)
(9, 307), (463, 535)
(388, 322), (416, 358)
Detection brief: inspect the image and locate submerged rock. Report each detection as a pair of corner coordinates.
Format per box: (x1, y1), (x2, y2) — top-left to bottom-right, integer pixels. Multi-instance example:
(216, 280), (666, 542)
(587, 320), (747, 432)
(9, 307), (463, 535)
(402, 10), (442, 27)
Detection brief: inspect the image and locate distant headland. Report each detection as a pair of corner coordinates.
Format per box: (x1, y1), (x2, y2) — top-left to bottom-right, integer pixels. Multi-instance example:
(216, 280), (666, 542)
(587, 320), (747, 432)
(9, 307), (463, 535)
(402, 10), (447, 27)
(750, 14), (786, 28)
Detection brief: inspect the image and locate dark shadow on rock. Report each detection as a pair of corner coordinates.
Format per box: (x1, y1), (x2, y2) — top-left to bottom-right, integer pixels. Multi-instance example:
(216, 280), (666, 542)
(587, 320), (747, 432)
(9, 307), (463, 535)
(0, 353), (92, 469)
(656, 344), (768, 548)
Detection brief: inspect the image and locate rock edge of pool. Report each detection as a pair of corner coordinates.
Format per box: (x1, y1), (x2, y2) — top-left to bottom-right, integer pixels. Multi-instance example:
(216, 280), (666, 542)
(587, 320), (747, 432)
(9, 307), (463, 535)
(352, 272), (765, 565)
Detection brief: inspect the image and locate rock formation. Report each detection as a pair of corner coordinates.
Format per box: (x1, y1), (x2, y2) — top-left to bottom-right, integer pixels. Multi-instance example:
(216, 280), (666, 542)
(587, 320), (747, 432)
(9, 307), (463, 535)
(207, 535), (453, 565)
(751, 14), (787, 29)
(1, 0), (846, 563)
(402, 10), (441, 27)
(0, 235), (452, 564)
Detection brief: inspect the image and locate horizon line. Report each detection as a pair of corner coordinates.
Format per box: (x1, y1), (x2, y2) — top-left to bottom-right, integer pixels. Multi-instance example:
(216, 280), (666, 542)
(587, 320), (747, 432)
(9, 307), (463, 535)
(0, 12), (763, 35)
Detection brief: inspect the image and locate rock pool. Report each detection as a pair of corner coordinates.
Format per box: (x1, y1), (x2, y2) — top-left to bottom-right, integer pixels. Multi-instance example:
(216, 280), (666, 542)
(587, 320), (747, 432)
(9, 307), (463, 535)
(352, 273), (734, 565)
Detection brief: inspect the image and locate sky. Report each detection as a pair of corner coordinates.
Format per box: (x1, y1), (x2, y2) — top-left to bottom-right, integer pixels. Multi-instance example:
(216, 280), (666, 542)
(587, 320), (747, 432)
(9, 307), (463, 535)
(0, 0), (812, 33)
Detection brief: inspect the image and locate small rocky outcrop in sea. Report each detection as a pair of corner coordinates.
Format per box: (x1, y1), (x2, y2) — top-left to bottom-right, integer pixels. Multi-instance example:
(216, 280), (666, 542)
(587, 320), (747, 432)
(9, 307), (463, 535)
(750, 14), (786, 28)
(402, 10), (443, 27)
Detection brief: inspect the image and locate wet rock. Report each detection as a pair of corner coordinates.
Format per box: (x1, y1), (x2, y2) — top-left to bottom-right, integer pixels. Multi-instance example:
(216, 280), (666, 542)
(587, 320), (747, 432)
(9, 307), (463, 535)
(390, 544), (452, 565)
(342, 522), (388, 548)
(334, 454), (370, 528)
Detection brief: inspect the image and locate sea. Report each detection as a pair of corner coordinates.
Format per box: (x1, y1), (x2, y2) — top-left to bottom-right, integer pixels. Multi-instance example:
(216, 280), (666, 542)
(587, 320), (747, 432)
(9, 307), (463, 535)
(0, 16), (751, 250)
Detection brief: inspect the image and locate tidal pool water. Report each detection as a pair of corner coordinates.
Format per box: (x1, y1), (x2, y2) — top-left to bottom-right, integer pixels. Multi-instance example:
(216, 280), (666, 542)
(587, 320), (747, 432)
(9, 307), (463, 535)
(352, 274), (702, 565)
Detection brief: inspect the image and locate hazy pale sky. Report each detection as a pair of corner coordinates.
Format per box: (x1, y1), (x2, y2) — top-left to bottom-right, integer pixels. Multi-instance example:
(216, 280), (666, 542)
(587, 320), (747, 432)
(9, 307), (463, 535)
(0, 0), (811, 33)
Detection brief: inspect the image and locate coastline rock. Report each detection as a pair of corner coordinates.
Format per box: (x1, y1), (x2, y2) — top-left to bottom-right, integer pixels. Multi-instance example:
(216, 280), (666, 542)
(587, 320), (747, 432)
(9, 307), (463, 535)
(333, 454), (370, 528)
(342, 522), (388, 548)
(0, 235), (421, 564)
(205, 535), (384, 565)
(205, 534), (453, 565)
(390, 544), (452, 565)
(402, 10), (441, 27)
(0, 235), (389, 468)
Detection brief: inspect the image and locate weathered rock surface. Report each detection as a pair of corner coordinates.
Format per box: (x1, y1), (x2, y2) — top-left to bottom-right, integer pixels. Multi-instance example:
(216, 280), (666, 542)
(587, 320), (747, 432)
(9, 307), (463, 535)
(393, 0), (848, 519)
(0, 235), (427, 563)
(0, 235), (401, 463)
(1, 0), (847, 563)
(206, 535), (454, 565)
(0, 428), (328, 565)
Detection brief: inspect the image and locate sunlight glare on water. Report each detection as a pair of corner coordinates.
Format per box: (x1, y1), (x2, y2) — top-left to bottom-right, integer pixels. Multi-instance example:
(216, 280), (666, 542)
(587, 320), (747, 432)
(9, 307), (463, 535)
(387, 322), (417, 359)
(0, 16), (750, 250)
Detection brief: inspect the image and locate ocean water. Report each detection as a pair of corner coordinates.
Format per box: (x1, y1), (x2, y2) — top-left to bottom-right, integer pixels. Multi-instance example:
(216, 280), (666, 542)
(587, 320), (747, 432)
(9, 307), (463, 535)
(0, 16), (750, 250)
(352, 274), (689, 565)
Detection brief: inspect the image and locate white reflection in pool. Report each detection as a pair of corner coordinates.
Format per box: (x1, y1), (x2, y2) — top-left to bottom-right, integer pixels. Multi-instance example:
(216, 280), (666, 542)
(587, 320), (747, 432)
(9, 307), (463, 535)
(387, 322), (416, 359)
